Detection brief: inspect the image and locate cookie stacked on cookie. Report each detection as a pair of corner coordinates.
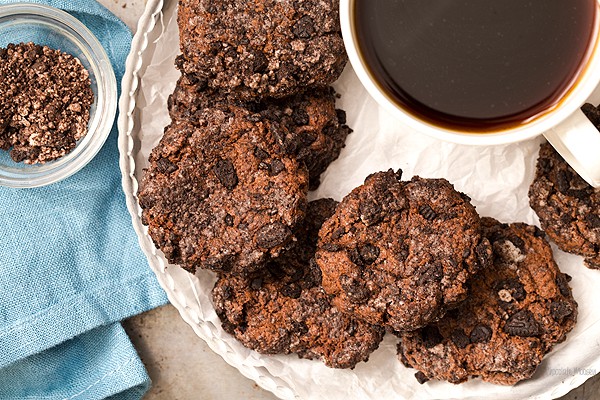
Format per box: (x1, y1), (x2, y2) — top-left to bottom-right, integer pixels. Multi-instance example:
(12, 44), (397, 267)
(177, 0), (347, 100)
(313, 169), (577, 384)
(212, 199), (385, 368)
(396, 218), (577, 385)
(139, 0), (386, 369)
(139, 0), (351, 275)
(315, 170), (492, 332)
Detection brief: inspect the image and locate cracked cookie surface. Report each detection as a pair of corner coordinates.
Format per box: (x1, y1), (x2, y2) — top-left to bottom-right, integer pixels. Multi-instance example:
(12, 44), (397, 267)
(315, 170), (491, 332)
(397, 218), (577, 385)
(177, 0), (347, 100)
(212, 199), (385, 368)
(168, 73), (351, 190)
(138, 99), (309, 275)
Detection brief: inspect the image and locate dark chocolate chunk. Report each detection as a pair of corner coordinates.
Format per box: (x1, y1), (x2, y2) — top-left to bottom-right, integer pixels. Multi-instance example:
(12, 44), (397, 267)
(254, 146), (269, 160)
(469, 325), (492, 343)
(292, 108), (310, 126)
(252, 50), (269, 73)
(359, 200), (383, 226)
(450, 329), (470, 349)
(475, 239), (493, 268)
(504, 310), (541, 337)
(556, 274), (572, 297)
(496, 279), (527, 302)
(358, 243), (380, 265)
(214, 158), (239, 190)
(418, 262), (443, 285)
(255, 222), (292, 249)
(281, 283), (302, 299)
(550, 301), (574, 321)
(555, 170), (572, 193)
(250, 277), (263, 290)
(421, 326), (443, 349)
(340, 274), (370, 304)
(320, 242), (341, 252)
(156, 158), (178, 174)
(269, 159), (286, 176)
(418, 204), (437, 221)
(415, 371), (430, 384)
(585, 214), (600, 229)
(292, 15), (316, 38)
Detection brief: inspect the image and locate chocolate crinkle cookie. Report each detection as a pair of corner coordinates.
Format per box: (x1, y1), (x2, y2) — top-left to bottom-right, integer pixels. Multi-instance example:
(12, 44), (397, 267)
(168, 73), (351, 190)
(138, 100), (309, 276)
(315, 169), (492, 332)
(212, 199), (385, 369)
(0, 42), (93, 164)
(529, 136), (600, 269)
(397, 218), (578, 385)
(177, 0), (347, 100)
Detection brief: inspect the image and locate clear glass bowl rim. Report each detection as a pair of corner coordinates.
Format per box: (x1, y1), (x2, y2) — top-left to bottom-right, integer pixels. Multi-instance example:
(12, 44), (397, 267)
(0, 3), (117, 188)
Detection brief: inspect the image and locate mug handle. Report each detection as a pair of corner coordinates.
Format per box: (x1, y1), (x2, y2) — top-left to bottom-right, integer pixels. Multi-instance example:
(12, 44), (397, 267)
(544, 109), (600, 188)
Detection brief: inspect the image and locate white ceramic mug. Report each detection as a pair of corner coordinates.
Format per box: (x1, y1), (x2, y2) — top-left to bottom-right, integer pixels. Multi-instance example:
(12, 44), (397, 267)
(341, 1), (600, 187)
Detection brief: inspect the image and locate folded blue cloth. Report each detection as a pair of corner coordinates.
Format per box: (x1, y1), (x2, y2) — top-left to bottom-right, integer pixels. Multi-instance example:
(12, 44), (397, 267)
(0, 1), (169, 399)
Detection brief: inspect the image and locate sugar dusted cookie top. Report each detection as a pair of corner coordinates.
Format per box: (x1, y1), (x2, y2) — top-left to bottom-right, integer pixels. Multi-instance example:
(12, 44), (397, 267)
(212, 199), (385, 369)
(177, 0), (347, 100)
(316, 170), (492, 332)
(138, 102), (309, 275)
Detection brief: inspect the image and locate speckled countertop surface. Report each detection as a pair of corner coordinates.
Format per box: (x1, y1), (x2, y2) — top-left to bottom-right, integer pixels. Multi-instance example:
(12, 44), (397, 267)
(100, 0), (600, 399)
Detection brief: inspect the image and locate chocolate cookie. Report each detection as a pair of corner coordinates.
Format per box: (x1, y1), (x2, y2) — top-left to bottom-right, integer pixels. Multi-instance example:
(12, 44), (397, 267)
(397, 218), (578, 385)
(177, 0), (347, 100)
(315, 170), (492, 332)
(529, 135), (600, 269)
(212, 199), (385, 369)
(168, 73), (351, 189)
(138, 101), (309, 275)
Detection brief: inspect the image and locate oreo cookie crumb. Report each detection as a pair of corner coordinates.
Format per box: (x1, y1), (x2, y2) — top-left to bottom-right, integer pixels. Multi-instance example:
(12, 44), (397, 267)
(0, 42), (93, 164)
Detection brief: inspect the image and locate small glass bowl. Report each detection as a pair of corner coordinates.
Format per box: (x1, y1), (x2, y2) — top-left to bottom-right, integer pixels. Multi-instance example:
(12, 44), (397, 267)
(0, 3), (117, 188)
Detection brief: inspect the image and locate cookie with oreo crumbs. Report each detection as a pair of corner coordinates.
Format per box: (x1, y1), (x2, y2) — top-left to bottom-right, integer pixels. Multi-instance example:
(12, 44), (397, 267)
(169, 73), (351, 189)
(397, 217), (577, 385)
(529, 131), (600, 269)
(138, 101), (309, 275)
(316, 169), (492, 332)
(177, 0), (347, 100)
(212, 199), (385, 369)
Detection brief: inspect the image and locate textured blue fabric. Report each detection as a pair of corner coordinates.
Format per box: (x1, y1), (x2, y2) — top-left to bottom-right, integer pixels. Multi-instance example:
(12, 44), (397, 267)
(0, 1), (168, 399)
(0, 324), (150, 400)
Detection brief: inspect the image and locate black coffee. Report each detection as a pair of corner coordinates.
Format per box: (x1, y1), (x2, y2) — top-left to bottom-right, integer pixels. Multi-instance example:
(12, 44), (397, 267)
(354, 0), (598, 132)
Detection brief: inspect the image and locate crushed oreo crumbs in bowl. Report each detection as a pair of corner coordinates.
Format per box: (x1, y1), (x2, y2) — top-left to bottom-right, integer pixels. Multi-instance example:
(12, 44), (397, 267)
(0, 42), (94, 164)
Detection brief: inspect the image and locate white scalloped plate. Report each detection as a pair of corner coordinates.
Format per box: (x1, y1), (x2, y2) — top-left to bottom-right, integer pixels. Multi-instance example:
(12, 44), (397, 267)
(117, 1), (600, 399)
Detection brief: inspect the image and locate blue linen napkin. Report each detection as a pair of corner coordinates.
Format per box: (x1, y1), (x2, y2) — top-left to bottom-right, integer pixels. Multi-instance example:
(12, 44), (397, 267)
(0, 1), (169, 398)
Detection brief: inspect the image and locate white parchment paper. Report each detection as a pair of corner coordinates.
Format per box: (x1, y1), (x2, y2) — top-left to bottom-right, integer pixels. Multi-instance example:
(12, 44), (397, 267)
(125, 1), (600, 398)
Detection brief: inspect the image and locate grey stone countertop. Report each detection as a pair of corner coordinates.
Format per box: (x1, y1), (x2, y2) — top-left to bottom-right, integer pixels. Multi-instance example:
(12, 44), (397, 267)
(100, 0), (600, 398)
